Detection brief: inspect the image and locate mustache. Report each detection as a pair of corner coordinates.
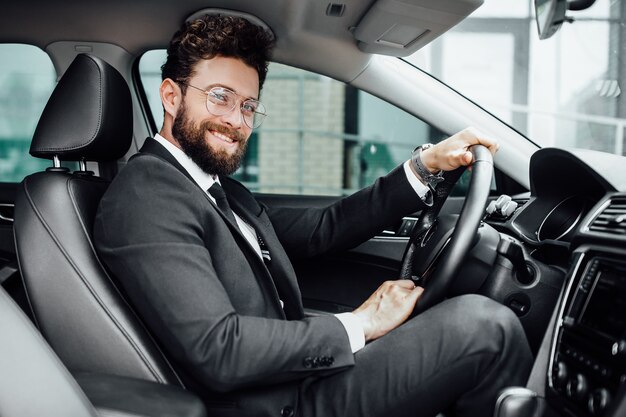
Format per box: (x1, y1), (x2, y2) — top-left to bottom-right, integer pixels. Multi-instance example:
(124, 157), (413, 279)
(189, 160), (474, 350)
(200, 120), (246, 143)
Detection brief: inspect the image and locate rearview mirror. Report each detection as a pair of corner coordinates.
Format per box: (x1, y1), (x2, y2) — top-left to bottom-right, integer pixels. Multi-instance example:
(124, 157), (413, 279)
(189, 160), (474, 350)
(534, 0), (567, 40)
(535, 0), (598, 40)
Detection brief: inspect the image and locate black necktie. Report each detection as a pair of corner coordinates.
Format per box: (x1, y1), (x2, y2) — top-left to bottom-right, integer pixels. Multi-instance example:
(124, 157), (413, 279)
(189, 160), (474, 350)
(208, 182), (272, 263)
(208, 183), (237, 225)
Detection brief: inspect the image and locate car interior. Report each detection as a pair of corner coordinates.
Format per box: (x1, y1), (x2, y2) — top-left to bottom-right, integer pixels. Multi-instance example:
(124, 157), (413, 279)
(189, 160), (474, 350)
(1, 0), (625, 416)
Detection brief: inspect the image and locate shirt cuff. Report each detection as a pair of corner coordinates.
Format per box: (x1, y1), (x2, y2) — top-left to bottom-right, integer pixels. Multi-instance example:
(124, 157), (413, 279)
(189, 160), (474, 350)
(334, 312), (365, 353)
(403, 160), (431, 200)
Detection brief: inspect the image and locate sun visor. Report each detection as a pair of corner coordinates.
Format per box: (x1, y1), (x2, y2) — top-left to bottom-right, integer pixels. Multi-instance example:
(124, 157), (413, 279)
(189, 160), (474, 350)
(353, 0), (483, 56)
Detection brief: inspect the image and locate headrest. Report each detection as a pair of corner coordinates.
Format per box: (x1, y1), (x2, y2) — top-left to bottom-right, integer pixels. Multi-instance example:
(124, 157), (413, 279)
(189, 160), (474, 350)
(31, 54), (132, 161)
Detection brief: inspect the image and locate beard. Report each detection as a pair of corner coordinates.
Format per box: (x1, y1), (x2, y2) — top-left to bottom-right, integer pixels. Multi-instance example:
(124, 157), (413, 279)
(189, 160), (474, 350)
(172, 103), (248, 176)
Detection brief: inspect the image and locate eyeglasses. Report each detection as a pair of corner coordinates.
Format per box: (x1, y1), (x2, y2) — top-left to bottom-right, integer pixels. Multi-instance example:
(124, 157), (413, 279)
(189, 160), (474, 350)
(179, 82), (267, 129)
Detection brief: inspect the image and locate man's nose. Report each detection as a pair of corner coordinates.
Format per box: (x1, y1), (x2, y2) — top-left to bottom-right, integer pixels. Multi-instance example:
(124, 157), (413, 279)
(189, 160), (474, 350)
(220, 104), (243, 128)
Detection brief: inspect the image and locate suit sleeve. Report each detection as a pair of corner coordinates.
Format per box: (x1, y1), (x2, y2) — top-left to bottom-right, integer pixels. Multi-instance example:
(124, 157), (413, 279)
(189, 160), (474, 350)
(94, 157), (354, 392)
(268, 164), (427, 259)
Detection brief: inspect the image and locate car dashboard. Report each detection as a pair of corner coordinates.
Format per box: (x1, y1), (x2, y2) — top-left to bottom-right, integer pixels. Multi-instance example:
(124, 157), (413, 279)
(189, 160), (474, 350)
(486, 148), (626, 416)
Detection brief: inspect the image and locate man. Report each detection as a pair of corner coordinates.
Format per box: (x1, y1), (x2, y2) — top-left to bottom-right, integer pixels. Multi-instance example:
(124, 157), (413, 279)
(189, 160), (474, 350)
(94, 14), (532, 417)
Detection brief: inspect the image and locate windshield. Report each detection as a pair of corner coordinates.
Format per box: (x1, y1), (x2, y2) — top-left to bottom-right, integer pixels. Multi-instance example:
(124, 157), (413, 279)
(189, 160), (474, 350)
(405, 0), (624, 156)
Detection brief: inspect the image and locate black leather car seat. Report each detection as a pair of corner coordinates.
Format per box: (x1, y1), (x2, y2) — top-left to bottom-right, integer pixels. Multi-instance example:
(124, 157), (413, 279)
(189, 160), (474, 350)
(13, 53), (181, 386)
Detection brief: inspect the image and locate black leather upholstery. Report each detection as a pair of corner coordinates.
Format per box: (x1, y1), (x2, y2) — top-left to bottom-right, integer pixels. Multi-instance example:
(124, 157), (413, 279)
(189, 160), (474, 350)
(13, 54), (181, 386)
(75, 373), (206, 417)
(31, 54), (132, 161)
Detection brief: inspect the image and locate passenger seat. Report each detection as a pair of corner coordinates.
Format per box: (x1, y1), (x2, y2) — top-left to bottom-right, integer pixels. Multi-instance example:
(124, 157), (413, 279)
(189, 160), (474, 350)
(0, 284), (206, 417)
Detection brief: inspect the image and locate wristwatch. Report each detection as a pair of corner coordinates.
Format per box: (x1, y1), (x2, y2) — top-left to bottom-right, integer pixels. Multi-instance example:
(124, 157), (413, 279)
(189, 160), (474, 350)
(411, 143), (444, 188)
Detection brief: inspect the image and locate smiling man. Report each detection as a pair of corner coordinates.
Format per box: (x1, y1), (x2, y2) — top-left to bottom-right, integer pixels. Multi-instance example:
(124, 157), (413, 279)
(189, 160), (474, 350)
(166, 57), (255, 175)
(94, 14), (532, 417)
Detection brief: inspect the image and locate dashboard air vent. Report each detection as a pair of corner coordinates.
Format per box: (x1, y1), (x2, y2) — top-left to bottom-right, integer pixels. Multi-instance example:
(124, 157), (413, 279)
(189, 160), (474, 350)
(589, 197), (626, 236)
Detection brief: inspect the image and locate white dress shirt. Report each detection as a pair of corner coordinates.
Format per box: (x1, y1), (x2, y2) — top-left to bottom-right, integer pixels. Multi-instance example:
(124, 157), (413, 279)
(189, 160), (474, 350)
(153, 134), (430, 353)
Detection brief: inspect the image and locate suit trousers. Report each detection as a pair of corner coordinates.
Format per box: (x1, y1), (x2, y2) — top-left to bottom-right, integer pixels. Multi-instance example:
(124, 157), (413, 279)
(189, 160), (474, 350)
(298, 294), (533, 417)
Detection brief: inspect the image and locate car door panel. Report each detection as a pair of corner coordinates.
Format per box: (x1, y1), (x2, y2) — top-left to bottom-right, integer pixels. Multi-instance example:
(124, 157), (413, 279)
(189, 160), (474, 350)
(0, 183), (16, 257)
(258, 194), (468, 312)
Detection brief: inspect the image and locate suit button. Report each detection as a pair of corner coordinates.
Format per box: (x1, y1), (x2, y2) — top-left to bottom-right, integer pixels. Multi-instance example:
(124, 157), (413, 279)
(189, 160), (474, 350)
(321, 356), (334, 366)
(303, 357), (313, 369)
(281, 406), (294, 417)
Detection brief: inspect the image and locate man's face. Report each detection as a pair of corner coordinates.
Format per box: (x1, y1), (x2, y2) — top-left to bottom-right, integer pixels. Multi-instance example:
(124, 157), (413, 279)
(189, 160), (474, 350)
(172, 56), (259, 176)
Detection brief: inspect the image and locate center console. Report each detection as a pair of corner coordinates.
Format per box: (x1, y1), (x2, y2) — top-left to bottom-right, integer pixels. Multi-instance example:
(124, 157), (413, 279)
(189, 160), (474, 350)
(548, 253), (626, 416)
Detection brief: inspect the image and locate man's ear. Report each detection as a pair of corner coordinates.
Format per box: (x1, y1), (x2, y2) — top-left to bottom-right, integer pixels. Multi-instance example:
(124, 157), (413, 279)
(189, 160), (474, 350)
(160, 78), (181, 118)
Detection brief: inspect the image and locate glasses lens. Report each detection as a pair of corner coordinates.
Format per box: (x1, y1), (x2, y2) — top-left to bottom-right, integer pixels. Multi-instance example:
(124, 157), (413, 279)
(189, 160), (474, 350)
(243, 101), (266, 129)
(206, 87), (267, 128)
(206, 87), (236, 115)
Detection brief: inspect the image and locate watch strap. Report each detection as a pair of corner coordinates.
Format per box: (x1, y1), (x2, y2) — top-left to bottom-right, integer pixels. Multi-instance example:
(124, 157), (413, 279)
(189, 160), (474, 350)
(411, 144), (444, 188)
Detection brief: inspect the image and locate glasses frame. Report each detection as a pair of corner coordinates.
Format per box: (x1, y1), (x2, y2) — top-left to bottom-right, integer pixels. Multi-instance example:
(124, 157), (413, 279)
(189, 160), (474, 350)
(178, 82), (267, 129)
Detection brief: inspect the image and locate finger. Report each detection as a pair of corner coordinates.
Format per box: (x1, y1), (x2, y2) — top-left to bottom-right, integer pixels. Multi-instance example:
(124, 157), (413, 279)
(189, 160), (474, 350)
(408, 286), (424, 301)
(477, 139), (499, 156)
(464, 127), (498, 151)
(395, 279), (417, 289)
(447, 149), (472, 169)
(462, 150), (473, 166)
(473, 132), (499, 155)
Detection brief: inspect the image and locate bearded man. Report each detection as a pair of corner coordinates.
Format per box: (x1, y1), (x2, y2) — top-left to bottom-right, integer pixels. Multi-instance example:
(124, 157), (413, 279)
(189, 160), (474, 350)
(94, 14), (532, 417)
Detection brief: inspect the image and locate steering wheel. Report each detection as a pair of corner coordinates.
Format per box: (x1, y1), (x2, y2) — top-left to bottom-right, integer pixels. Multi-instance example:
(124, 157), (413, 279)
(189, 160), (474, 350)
(399, 144), (493, 315)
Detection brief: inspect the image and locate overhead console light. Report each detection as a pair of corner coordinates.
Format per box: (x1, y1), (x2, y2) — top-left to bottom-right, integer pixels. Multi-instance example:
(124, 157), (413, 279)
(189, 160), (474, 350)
(353, 0), (482, 57)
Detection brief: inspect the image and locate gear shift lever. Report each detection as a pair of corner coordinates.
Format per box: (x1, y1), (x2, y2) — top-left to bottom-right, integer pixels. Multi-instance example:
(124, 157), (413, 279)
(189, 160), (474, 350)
(494, 388), (541, 417)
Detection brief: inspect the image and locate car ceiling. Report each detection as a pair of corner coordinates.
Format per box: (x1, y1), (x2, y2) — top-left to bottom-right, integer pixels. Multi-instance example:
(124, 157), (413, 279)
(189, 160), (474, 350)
(2, 0), (480, 83)
(2, 0), (369, 80)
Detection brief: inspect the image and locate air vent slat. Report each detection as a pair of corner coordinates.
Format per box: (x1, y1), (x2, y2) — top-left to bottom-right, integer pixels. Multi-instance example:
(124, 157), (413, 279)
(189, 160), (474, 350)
(601, 210), (624, 214)
(588, 198), (626, 237)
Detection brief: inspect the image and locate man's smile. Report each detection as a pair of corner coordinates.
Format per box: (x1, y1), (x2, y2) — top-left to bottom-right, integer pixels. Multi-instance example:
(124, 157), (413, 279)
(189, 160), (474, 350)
(209, 129), (237, 145)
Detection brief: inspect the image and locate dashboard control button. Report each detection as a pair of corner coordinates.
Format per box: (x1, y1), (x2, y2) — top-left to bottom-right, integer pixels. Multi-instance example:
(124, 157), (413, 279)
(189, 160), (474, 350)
(588, 388), (611, 415)
(555, 361), (568, 388)
(566, 373), (589, 401)
(611, 340), (626, 357)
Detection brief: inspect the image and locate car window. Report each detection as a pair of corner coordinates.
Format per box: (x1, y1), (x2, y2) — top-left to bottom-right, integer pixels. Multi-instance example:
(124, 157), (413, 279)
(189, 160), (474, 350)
(406, 0), (623, 157)
(139, 50), (480, 196)
(0, 44), (58, 182)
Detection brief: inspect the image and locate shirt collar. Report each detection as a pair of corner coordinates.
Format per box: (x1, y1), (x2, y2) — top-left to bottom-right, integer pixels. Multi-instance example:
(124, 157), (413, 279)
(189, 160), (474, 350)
(153, 133), (218, 190)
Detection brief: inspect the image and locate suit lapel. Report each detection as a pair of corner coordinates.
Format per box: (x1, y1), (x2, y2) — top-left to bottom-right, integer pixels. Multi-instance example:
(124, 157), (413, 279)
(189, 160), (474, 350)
(137, 138), (242, 230)
(137, 138), (287, 317)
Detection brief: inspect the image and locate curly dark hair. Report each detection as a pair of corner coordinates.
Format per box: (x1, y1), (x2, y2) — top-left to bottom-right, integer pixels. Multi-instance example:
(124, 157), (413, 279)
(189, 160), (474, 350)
(162, 14), (274, 92)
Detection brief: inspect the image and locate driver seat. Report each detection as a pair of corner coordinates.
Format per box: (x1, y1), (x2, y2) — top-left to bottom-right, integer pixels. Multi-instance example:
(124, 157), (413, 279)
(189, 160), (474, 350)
(13, 53), (181, 386)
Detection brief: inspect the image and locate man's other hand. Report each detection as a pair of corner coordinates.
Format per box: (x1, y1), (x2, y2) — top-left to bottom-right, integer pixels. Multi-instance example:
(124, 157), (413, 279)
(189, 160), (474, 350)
(421, 127), (499, 173)
(353, 280), (424, 342)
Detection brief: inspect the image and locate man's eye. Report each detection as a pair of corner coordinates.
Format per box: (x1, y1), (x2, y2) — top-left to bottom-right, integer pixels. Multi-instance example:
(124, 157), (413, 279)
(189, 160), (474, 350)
(242, 102), (258, 115)
(209, 91), (230, 105)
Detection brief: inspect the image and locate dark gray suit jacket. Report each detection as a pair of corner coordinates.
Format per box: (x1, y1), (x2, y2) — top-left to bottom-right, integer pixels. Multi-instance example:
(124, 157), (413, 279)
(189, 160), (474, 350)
(94, 138), (425, 416)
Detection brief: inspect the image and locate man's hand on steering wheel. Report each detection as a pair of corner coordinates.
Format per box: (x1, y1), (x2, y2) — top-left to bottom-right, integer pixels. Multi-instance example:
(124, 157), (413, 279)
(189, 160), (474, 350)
(419, 127), (499, 174)
(352, 127), (499, 342)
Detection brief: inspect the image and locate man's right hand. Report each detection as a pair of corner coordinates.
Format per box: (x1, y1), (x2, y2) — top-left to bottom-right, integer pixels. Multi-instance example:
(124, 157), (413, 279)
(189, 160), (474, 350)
(353, 280), (424, 342)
